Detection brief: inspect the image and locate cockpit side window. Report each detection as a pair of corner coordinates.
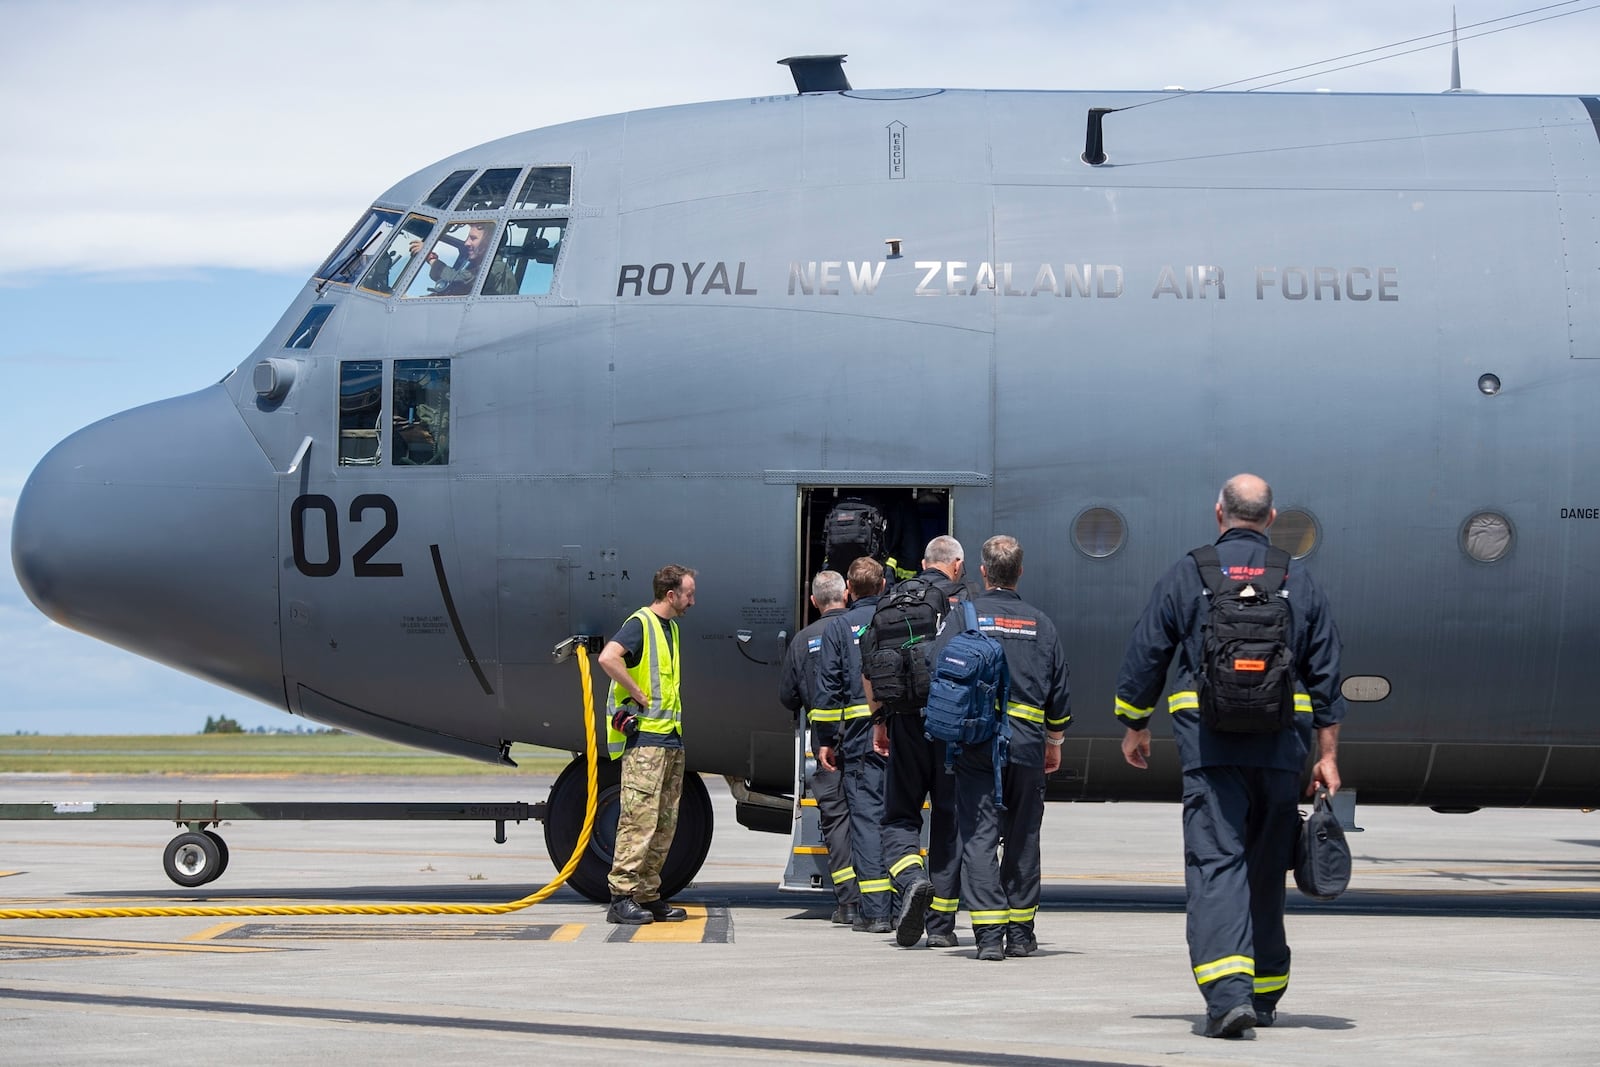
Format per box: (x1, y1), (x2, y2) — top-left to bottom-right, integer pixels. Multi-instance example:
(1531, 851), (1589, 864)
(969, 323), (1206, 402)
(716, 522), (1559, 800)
(456, 168), (521, 211)
(514, 166), (572, 209)
(402, 220), (497, 298)
(482, 219), (567, 296)
(357, 214), (437, 296)
(315, 209), (402, 286)
(424, 170), (476, 210)
(338, 360), (384, 467)
(286, 305), (334, 349)
(393, 359), (450, 466)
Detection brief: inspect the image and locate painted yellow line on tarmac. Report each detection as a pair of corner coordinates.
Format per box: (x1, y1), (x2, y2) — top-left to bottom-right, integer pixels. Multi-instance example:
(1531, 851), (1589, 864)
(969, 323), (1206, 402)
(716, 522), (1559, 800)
(0, 934), (273, 955)
(186, 921), (245, 942)
(550, 923), (583, 942)
(0, 871), (19, 878)
(629, 905), (708, 943)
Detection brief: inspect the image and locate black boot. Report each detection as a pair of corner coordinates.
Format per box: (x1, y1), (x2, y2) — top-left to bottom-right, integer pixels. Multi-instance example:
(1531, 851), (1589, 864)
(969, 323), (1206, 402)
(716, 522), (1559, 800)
(641, 898), (687, 921)
(894, 875), (934, 947)
(831, 903), (861, 926)
(606, 894), (654, 925)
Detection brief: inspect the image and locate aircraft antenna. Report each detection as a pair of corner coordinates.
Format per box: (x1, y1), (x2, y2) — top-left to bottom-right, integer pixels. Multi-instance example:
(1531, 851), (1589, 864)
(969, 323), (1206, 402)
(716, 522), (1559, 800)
(1450, 6), (1463, 90)
(1083, 107), (1117, 166)
(778, 55), (851, 94)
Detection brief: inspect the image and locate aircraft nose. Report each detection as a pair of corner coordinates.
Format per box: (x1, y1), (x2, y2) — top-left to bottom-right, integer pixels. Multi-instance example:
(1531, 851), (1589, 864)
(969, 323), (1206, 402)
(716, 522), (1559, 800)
(11, 384), (285, 707)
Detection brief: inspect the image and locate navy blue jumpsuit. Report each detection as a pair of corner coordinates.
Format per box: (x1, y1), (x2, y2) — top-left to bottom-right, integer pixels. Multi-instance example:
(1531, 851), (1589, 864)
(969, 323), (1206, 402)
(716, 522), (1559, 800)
(1115, 528), (1344, 1021)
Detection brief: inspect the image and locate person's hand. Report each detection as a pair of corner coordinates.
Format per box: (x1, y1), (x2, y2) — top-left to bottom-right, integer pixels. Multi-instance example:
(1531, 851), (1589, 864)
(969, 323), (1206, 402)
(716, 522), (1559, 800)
(817, 746), (837, 773)
(1121, 727), (1150, 770)
(610, 707), (638, 736)
(1043, 739), (1062, 775)
(1309, 757), (1340, 797)
(872, 722), (890, 757)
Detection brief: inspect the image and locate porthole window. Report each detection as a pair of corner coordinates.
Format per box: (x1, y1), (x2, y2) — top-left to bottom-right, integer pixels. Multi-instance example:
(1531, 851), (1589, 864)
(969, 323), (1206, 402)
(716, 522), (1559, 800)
(1341, 676), (1391, 702)
(1072, 506), (1126, 558)
(1269, 508), (1319, 559)
(1462, 511), (1513, 563)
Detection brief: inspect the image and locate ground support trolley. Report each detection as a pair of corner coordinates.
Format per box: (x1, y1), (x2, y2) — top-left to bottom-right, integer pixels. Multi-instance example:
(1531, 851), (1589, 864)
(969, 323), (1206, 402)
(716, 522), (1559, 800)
(0, 800), (542, 887)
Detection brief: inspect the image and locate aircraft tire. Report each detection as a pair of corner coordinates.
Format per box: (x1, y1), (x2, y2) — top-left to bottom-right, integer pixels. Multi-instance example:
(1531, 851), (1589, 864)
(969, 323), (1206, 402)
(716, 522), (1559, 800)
(543, 754), (715, 904)
(202, 830), (230, 882)
(163, 831), (222, 888)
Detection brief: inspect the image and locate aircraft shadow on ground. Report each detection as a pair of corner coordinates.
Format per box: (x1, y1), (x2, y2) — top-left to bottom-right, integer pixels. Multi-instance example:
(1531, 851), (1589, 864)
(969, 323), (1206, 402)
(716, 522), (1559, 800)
(73, 878), (1600, 919)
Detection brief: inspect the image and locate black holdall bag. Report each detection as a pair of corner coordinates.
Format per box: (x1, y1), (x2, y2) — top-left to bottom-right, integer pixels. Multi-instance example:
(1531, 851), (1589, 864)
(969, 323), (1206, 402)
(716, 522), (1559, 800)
(1294, 786), (1352, 901)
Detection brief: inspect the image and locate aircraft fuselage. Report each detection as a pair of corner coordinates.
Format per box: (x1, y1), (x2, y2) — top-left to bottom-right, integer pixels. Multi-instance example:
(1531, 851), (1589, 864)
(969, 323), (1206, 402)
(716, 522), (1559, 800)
(14, 85), (1600, 812)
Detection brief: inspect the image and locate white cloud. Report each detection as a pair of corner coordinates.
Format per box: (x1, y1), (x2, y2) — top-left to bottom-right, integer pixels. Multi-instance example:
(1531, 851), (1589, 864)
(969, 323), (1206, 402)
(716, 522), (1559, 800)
(1, 1), (1593, 280)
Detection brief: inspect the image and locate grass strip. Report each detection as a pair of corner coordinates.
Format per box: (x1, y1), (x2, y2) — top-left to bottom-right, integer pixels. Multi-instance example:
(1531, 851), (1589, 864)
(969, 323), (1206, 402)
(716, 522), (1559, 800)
(0, 736), (572, 776)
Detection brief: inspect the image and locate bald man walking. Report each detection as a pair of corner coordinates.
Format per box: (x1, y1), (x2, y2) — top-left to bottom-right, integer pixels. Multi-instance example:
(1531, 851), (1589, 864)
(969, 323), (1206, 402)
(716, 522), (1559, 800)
(1114, 475), (1344, 1039)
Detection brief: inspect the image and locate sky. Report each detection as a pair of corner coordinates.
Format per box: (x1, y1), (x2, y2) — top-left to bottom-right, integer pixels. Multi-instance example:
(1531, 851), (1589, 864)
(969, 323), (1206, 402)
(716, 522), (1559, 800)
(1, 0), (1596, 734)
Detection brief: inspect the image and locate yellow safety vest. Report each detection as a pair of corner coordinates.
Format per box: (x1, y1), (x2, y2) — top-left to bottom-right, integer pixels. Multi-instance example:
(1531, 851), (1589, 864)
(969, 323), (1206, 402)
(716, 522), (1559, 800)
(606, 607), (682, 759)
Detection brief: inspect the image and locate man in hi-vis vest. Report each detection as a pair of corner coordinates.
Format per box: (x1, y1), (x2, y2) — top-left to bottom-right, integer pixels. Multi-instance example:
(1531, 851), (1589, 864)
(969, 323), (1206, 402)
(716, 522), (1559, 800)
(597, 564), (697, 925)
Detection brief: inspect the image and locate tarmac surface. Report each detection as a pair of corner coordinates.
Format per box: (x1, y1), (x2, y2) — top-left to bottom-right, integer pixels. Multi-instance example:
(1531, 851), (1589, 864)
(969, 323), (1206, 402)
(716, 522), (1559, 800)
(1, 772), (1597, 1065)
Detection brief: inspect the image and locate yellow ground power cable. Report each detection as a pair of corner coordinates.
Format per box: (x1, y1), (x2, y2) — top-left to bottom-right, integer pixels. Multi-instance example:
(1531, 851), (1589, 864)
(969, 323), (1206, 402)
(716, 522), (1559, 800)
(0, 647), (602, 922)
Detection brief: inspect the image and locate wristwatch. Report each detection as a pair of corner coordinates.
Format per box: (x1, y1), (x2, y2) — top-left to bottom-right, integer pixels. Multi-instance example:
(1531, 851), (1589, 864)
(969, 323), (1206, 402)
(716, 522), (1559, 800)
(1046, 735), (1064, 746)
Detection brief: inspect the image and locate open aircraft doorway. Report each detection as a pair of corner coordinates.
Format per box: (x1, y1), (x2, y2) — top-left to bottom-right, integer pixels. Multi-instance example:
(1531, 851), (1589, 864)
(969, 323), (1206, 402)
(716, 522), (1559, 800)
(798, 486), (952, 626)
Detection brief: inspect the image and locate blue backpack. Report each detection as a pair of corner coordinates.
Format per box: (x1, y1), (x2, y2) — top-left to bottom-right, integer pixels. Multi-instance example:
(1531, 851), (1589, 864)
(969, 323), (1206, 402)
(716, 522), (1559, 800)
(922, 600), (1011, 808)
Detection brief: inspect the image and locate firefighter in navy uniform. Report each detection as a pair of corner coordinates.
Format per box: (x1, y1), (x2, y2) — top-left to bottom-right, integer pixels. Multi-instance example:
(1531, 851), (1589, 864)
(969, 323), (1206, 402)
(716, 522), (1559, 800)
(777, 570), (860, 926)
(1115, 474), (1343, 1039)
(867, 535), (965, 949)
(968, 535), (1071, 959)
(816, 557), (894, 932)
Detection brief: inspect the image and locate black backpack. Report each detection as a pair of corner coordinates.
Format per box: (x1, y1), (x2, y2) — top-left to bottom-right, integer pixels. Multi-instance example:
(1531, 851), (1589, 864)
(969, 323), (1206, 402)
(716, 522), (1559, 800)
(860, 576), (949, 715)
(823, 499), (887, 571)
(1190, 544), (1296, 734)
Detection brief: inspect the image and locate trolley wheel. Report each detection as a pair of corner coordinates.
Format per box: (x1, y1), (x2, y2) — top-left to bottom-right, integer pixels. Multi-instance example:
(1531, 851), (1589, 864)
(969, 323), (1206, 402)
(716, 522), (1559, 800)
(202, 830), (230, 881)
(163, 831), (222, 888)
(543, 754), (715, 904)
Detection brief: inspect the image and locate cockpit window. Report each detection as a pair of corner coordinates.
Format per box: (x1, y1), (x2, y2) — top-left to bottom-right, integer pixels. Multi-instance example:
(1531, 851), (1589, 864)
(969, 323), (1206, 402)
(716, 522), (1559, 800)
(357, 213), (436, 296)
(402, 220), (497, 298)
(315, 209), (402, 286)
(286, 305), (334, 349)
(393, 359), (450, 465)
(482, 219), (567, 296)
(455, 168), (521, 211)
(514, 166), (572, 209)
(338, 360), (384, 467)
(424, 169), (476, 210)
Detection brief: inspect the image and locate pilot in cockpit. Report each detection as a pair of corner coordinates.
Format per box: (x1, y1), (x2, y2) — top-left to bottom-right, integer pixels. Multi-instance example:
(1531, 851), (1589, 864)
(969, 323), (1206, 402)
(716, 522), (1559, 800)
(408, 221), (510, 296)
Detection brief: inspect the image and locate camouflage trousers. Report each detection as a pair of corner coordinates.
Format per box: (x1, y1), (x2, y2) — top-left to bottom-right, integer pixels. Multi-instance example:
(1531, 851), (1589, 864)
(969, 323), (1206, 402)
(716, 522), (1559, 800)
(608, 744), (686, 901)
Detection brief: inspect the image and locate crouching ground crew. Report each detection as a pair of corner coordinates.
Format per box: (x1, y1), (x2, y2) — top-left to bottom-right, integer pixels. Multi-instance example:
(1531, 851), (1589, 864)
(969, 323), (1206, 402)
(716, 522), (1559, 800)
(864, 535), (965, 949)
(969, 535), (1071, 958)
(1115, 475), (1343, 1039)
(778, 570), (861, 926)
(817, 557), (893, 932)
(598, 564), (698, 925)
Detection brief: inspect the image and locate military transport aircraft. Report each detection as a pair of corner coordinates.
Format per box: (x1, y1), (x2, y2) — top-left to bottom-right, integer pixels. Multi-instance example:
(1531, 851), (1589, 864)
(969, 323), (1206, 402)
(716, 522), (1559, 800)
(12, 55), (1600, 900)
